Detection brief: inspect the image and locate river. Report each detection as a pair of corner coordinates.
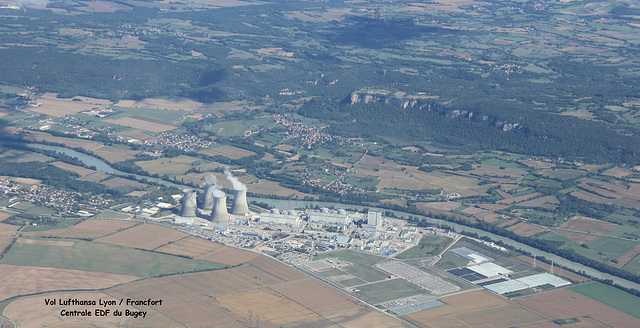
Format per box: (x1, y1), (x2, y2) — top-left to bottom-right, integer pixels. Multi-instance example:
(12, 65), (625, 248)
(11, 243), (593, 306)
(24, 143), (640, 292)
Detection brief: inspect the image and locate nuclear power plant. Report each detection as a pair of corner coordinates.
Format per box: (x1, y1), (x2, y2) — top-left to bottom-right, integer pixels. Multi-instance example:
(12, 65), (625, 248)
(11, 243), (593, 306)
(211, 189), (229, 221)
(231, 188), (249, 215)
(177, 169), (250, 221)
(180, 189), (198, 217)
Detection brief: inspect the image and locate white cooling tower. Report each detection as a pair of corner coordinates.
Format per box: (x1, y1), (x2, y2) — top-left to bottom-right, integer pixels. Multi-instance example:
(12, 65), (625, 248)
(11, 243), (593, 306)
(180, 189), (198, 217)
(202, 183), (215, 210)
(211, 190), (229, 221)
(231, 189), (249, 215)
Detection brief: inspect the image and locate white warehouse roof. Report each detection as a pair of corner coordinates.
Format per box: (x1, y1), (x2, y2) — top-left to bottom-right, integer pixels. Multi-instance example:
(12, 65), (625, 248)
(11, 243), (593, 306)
(467, 262), (512, 278)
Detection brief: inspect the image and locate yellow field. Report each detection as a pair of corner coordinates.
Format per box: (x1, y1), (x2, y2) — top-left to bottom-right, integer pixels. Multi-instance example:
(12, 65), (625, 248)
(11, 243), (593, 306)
(154, 235), (225, 258)
(506, 222), (548, 237)
(515, 288), (640, 327)
(405, 167), (482, 193)
(603, 167), (634, 178)
(0, 264), (138, 301)
(0, 236), (13, 257)
(471, 165), (528, 178)
(135, 155), (201, 175)
(115, 96), (203, 111)
(104, 116), (178, 133)
(100, 177), (148, 189)
(92, 145), (141, 163)
(23, 131), (103, 151)
(195, 246), (260, 266)
(25, 93), (113, 117)
(22, 219), (136, 239)
(51, 161), (97, 177)
(403, 290), (548, 328)
(95, 224), (188, 250)
(0, 222), (20, 235)
(199, 145), (257, 159)
(3, 291), (166, 328)
(222, 289), (317, 325)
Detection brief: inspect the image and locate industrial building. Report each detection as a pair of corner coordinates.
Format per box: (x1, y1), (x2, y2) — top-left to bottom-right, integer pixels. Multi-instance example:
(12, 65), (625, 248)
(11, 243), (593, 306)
(365, 208), (384, 229)
(308, 213), (350, 225)
(259, 213), (301, 226)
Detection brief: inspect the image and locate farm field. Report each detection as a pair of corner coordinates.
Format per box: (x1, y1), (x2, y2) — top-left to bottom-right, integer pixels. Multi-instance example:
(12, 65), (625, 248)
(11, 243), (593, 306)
(92, 145), (141, 163)
(560, 215), (619, 235)
(0, 264), (138, 302)
(3, 291), (168, 328)
(195, 245), (260, 266)
(355, 278), (428, 304)
(99, 177), (148, 189)
(95, 223), (188, 250)
(516, 287), (640, 326)
(25, 93), (113, 117)
(22, 219), (137, 239)
(104, 115), (179, 133)
(315, 250), (388, 282)
(396, 234), (453, 259)
(0, 238), (222, 277)
(198, 144), (257, 159)
(402, 289), (548, 328)
(569, 282), (640, 319)
(135, 155), (201, 175)
(0, 222), (20, 235)
(0, 149), (53, 163)
(0, 236), (13, 256)
(50, 161), (97, 177)
(154, 235), (225, 258)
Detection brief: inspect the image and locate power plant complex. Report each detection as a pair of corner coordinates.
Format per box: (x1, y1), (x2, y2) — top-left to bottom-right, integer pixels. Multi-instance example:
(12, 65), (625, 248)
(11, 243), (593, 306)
(179, 170), (250, 221)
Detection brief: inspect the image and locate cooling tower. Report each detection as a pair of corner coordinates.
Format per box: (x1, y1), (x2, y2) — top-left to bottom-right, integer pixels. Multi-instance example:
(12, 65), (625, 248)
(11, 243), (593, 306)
(180, 189), (198, 217)
(211, 190), (229, 221)
(231, 189), (250, 215)
(202, 183), (215, 210)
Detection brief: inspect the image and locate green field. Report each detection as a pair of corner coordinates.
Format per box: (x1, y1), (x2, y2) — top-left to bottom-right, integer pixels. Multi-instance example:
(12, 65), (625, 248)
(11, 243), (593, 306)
(587, 238), (639, 259)
(481, 158), (524, 169)
(396, 234), (453, 259)
(570, 282), (640, 319)
(315, 250), (388, 282)
(355, 278), (428, 304)
(436, 251), (470, 270)
(1, 239), (223, 277)
(0, 149), (54, 163)
(623, 256), (640, 275)
(21, 219), (84, 232)
(540, 169), (585, 180)
(93, 209), (131, 220)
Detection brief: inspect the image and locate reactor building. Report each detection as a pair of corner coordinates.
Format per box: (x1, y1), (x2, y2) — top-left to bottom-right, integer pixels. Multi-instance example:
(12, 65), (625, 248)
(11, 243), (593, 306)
(211, 189), (229, 221)
(366, 208), (384, 229)
(180, 189), (198, 217)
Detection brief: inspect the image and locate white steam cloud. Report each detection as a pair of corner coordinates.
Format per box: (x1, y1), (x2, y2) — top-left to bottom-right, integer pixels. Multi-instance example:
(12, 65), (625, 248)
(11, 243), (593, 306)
(213, 188), (226, 197)
(224, 167), (246, 191)
(204, 173), (218, 186)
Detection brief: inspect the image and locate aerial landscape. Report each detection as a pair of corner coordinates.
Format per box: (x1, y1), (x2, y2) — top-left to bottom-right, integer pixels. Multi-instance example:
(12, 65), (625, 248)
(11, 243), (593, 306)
(1, 0), (640, 327)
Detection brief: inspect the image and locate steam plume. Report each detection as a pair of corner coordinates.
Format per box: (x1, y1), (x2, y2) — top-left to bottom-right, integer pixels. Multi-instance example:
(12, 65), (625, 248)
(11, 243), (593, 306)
(224, 167), (246, 191)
